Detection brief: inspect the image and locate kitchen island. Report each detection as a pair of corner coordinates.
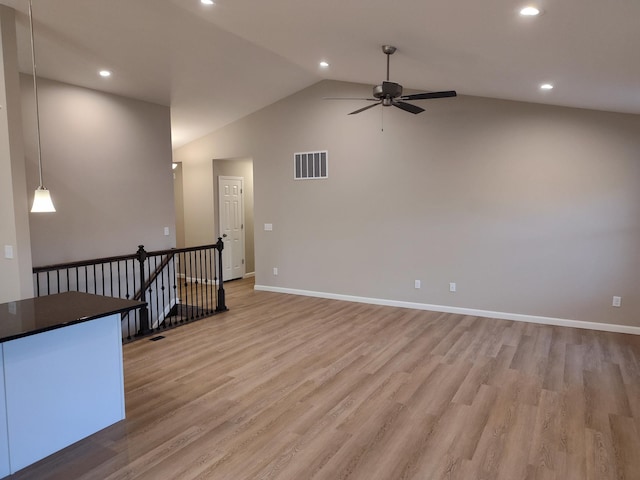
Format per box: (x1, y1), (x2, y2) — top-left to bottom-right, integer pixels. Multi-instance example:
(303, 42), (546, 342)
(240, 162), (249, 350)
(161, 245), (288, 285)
(0, 292), (144, 477)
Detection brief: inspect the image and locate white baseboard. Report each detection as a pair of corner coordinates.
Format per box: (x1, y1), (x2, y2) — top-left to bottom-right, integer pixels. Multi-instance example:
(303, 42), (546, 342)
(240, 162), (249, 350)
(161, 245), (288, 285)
(253, 285), (640, 336)
(177, 273), (220, 285)
(244, 272), (255, 279)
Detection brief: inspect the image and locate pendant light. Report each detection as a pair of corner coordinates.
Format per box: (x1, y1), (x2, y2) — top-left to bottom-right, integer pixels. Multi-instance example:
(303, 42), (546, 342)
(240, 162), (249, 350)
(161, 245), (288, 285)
(28, 0), (55, 213)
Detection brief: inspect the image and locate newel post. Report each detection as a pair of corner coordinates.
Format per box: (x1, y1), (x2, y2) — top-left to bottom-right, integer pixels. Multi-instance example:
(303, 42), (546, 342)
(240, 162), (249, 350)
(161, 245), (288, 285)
(136, 245), (152, 335)
(215, 237), (228, 312)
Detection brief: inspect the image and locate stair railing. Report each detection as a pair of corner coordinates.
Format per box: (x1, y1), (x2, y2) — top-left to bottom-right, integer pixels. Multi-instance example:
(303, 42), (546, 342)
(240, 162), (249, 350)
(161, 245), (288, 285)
(32, 239), (227, 342)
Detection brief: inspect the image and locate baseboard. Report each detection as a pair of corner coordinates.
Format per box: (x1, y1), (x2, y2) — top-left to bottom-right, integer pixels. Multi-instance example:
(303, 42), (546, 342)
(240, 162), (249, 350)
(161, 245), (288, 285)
(243, 272), (255, 279)
(177, 273), (220, 285)
(253, 285), (640, 336)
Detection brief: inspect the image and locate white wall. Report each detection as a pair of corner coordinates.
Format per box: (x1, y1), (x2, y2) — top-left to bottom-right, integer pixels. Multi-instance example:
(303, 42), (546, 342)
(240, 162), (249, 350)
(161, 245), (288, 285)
(174, 80), (640, 328)
(21, 76), (176, 266)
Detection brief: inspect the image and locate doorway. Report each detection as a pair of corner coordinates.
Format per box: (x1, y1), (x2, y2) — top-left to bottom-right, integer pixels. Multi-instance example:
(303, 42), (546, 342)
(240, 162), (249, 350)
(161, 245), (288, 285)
(213, 158), (254, 280)
(218, 176), (245, 281)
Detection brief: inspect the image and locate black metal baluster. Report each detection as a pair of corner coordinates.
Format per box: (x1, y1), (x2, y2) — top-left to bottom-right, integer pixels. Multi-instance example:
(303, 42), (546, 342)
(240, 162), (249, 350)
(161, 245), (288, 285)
(216, 237), (227, 312)
(117, 261), (122, 299)
(151, 254), (158, 330)
(195, 248), (202, 318)
(178, 252), (185, 324)
(109, 262), (113, 297)
(203, 248), (209, 314)
(188, 251), (194, 320)
(160, 255), (167, 329)
(211, 247), (216, 313)
(172, 253), (178, 327)
(136, 246), (150, 336)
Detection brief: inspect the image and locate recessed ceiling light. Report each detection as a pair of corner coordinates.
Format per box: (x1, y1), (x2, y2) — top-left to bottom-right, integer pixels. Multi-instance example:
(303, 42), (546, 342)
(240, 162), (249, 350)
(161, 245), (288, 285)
(201, 0), (215, 5)
(98, 70), (112, 78)
(520, 6), (541, 16)
(319, 61), (330, 68)
(540, 83), (554, 90)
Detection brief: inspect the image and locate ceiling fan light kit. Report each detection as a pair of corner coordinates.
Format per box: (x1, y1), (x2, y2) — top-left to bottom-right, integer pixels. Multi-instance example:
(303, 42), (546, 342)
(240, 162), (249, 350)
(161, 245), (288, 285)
(329, 45), (457, 116)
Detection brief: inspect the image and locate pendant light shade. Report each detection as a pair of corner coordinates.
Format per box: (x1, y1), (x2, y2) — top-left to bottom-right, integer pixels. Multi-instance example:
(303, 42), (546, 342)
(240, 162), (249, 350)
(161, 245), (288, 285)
(28, 0), (55, 213)
(31, 186), (55, 212)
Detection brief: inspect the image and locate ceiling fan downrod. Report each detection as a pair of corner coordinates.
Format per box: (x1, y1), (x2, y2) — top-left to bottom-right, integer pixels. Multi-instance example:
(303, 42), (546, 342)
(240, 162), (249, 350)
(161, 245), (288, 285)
(382, 45), (396, 81)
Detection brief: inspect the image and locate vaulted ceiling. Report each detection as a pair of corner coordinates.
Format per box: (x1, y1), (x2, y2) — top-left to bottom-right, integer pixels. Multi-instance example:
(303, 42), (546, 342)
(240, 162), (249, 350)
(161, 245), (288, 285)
(2, 0), (639, 147)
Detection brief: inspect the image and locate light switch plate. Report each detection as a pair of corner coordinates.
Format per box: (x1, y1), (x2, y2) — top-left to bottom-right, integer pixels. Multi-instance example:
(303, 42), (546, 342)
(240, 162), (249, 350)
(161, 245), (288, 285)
(4, 245), (14, 259)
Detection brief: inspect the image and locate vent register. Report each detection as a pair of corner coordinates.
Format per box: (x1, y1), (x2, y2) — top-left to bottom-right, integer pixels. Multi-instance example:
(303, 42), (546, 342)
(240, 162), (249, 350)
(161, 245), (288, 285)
(294, 151), (328, 180)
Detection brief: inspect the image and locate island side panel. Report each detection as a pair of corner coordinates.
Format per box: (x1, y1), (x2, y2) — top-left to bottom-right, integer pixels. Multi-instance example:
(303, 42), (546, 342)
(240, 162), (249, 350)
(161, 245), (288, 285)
(3, 313), (125, 474)
(0, 348), (9, 478)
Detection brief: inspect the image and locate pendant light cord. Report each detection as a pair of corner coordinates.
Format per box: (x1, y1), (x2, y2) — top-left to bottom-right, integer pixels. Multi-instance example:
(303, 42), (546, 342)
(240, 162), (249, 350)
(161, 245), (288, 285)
(28, 0), (44, 188)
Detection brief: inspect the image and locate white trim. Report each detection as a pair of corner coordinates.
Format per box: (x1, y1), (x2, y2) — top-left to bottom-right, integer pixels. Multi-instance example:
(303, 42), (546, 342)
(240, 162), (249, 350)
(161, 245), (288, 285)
(177, 273), (220, 286)
(243, 272), (255, 279)
(253, 285), (640, 336)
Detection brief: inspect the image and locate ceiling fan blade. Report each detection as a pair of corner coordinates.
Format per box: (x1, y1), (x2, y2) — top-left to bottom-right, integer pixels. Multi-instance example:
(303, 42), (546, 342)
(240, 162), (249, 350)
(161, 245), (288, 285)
(393, 101), (424, 114)
(400, 90), (457, 101)
(324, 97), (378, 101)
(348, 102), (381, 115)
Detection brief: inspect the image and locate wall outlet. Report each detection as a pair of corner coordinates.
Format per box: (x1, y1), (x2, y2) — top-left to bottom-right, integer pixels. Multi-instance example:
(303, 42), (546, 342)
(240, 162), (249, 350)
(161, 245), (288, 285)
(414, 280), (421, 289)
(264, 223), (273, 231)
(164, 227), (170, 236)
(612, 296), (621, 307)
(449, 282), (456, 292)
(273, 267), (278, 276)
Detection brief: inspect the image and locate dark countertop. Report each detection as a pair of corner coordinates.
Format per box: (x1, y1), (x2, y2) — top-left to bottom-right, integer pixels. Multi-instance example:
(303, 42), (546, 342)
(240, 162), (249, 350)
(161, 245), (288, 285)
(0, 292), (145, 343)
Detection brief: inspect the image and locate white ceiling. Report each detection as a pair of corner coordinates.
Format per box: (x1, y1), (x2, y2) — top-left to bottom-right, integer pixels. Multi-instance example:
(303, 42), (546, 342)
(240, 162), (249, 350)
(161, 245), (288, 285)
(2, 0), (639, 148)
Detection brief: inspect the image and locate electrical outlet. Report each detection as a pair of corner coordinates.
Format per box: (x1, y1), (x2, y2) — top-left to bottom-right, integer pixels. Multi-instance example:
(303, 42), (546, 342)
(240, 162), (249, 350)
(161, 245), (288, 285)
(273, 267), (278, 276)
(612, 296), (621, 307)
(414, 280), (421, 289)
(449, 282), (456, 292)
(164, 227), (170, 236)
(264, 223), (273, 231)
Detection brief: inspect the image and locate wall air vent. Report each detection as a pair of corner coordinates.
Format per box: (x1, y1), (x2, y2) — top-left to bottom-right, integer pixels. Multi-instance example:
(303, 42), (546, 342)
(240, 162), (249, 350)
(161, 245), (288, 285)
(294, 151), (328, 180)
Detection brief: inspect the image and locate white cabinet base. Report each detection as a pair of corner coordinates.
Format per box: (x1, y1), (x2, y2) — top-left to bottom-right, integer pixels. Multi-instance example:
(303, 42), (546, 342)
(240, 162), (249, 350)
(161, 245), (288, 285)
(1, 313), (125, 475)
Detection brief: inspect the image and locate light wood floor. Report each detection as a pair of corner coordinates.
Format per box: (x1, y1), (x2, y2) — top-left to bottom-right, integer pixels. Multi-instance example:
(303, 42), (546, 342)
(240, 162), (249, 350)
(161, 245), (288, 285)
(10, 278), (640, 480)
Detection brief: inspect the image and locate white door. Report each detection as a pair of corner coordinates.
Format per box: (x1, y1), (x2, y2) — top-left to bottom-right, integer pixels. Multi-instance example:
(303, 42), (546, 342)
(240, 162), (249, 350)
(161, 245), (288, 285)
(218, 176), (245, 281)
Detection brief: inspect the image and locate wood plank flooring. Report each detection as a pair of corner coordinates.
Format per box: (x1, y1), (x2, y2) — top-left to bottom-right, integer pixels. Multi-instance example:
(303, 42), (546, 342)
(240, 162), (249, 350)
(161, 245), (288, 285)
(9, 278), (640, 479)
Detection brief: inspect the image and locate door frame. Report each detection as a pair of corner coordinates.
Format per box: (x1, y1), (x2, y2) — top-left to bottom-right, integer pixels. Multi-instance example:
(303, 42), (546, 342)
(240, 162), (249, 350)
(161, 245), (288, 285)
(217, 175), (246, 280)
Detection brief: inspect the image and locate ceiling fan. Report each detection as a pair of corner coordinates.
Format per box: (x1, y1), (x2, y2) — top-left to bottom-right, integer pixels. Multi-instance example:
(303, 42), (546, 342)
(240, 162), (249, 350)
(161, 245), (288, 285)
(329, 45), (457, 115)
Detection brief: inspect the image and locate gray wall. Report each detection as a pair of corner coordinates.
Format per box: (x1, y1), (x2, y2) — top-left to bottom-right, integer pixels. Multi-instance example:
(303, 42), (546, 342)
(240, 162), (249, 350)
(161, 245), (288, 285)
(0, 6), (33, 302)
(21, 76), (176, 266)
(174, 80), (640, 327)
(173, 163), (186, 248)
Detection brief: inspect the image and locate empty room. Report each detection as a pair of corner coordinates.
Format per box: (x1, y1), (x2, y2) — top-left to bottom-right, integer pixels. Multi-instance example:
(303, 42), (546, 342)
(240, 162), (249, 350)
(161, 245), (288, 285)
(1, 0), (639, 479)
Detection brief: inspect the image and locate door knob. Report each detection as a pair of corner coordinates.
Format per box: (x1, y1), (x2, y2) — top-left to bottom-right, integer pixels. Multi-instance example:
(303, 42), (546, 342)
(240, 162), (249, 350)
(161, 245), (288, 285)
(222, 234), (227, 238)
